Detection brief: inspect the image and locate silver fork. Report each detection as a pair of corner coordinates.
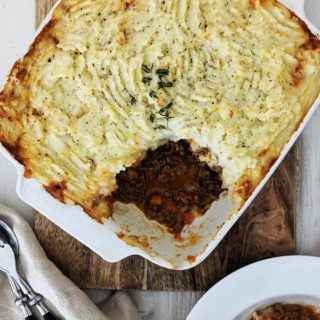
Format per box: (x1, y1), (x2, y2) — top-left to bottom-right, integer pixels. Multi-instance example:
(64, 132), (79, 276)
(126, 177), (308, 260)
(0, 222), (58, 320)
(7, 274), (35, 320)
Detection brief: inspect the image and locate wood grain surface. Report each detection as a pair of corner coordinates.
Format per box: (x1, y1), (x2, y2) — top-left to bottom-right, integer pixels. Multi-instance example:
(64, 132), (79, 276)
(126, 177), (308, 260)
(33, 0), (295, 291)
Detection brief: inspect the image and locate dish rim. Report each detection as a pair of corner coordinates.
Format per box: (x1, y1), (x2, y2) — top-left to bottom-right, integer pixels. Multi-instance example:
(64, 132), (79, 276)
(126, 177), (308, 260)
(187, 255), (320, 319)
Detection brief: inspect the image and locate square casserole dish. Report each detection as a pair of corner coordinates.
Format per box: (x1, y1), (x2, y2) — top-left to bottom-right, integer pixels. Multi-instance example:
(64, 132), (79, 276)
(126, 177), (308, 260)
(0, 0), (319, 269)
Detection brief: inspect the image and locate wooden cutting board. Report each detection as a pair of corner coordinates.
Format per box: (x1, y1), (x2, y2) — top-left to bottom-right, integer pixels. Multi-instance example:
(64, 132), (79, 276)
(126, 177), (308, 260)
(33, 0), (295, 291)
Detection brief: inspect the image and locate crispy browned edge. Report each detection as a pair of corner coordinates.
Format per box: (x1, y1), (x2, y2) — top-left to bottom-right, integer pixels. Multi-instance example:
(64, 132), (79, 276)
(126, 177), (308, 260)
(0, 17), (58, 158)
(235, 0), (320, 201)
(0, 0), (320, 220)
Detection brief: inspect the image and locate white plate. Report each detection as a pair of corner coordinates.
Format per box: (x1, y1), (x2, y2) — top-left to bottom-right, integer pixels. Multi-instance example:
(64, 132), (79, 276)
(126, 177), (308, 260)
(0, 0), (319, 270)
(187, 256), (320, 320)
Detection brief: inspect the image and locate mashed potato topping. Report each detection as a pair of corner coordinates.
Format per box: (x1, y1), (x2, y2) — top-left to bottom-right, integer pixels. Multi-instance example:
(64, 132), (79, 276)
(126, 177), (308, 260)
(0, 0), (319, 221)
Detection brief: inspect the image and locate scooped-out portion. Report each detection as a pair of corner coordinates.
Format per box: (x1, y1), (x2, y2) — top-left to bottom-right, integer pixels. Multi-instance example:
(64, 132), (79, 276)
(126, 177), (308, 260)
(113, 140), (225, 233)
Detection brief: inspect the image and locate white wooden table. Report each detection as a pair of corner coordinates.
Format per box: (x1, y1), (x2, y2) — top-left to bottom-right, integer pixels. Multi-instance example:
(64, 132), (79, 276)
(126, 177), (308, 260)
(0, 1), (319, 319)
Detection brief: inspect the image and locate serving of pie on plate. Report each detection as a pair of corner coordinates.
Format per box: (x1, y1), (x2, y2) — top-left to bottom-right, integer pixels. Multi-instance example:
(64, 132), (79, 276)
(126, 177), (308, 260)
(251, 303), (320, 320)
(0, 0), (319, 235)
(187, 256), (320, 319)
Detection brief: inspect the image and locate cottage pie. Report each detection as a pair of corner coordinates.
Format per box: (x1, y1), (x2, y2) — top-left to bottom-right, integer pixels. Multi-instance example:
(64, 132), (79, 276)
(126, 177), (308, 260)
(0, 0), (319, 231)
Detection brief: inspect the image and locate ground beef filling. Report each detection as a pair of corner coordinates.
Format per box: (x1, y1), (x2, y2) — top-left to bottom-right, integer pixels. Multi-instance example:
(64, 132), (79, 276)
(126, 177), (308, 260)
(252, 303), (320, 320)
(113, 140), (224, 233)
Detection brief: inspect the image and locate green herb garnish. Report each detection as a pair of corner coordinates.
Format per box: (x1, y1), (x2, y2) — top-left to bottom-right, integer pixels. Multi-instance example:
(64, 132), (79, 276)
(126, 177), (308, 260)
(159, 102), (173, 115)
(159, 108), (171, 121)
(158, 81), (166, 88)
(142, 76), (153, 84)
(149, 113), (156, 123)
(155, 125), (166, 130)
(142, 64), (153, 73)
(164, 110), (171, 121)
(158, 81), (173, 88)
(156, 68), (169, 76)
(159, 108), (168, 116)
(130, 96), (136, 105)
(149, 90), (157, 98)
(159, 101), (173, 122)
(164, 101), (173, 109)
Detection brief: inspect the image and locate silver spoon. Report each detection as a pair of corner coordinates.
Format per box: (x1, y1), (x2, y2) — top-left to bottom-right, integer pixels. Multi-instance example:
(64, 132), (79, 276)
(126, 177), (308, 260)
(0, 220), (58, 320)
(0, 220), (19, 254)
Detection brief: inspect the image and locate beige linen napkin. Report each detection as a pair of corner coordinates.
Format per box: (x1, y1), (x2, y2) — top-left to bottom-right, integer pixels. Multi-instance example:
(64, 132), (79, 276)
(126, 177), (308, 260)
(0, 204), (140, 320)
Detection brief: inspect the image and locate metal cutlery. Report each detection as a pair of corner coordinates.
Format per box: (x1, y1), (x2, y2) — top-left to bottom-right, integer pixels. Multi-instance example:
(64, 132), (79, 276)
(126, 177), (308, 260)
(0, 222), (34, 319)
(0, 220), (58, 320)
(7, 275), (35, 320)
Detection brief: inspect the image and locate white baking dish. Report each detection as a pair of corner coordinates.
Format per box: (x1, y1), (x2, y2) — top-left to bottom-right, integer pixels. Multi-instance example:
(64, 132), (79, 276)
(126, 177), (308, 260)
(0, 0), (319, 270)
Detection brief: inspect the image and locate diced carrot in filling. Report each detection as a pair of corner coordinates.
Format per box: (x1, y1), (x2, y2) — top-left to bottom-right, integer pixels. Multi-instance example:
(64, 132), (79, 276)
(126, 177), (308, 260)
(150, 194), (162, 206)
(182, 213), (195, 225)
